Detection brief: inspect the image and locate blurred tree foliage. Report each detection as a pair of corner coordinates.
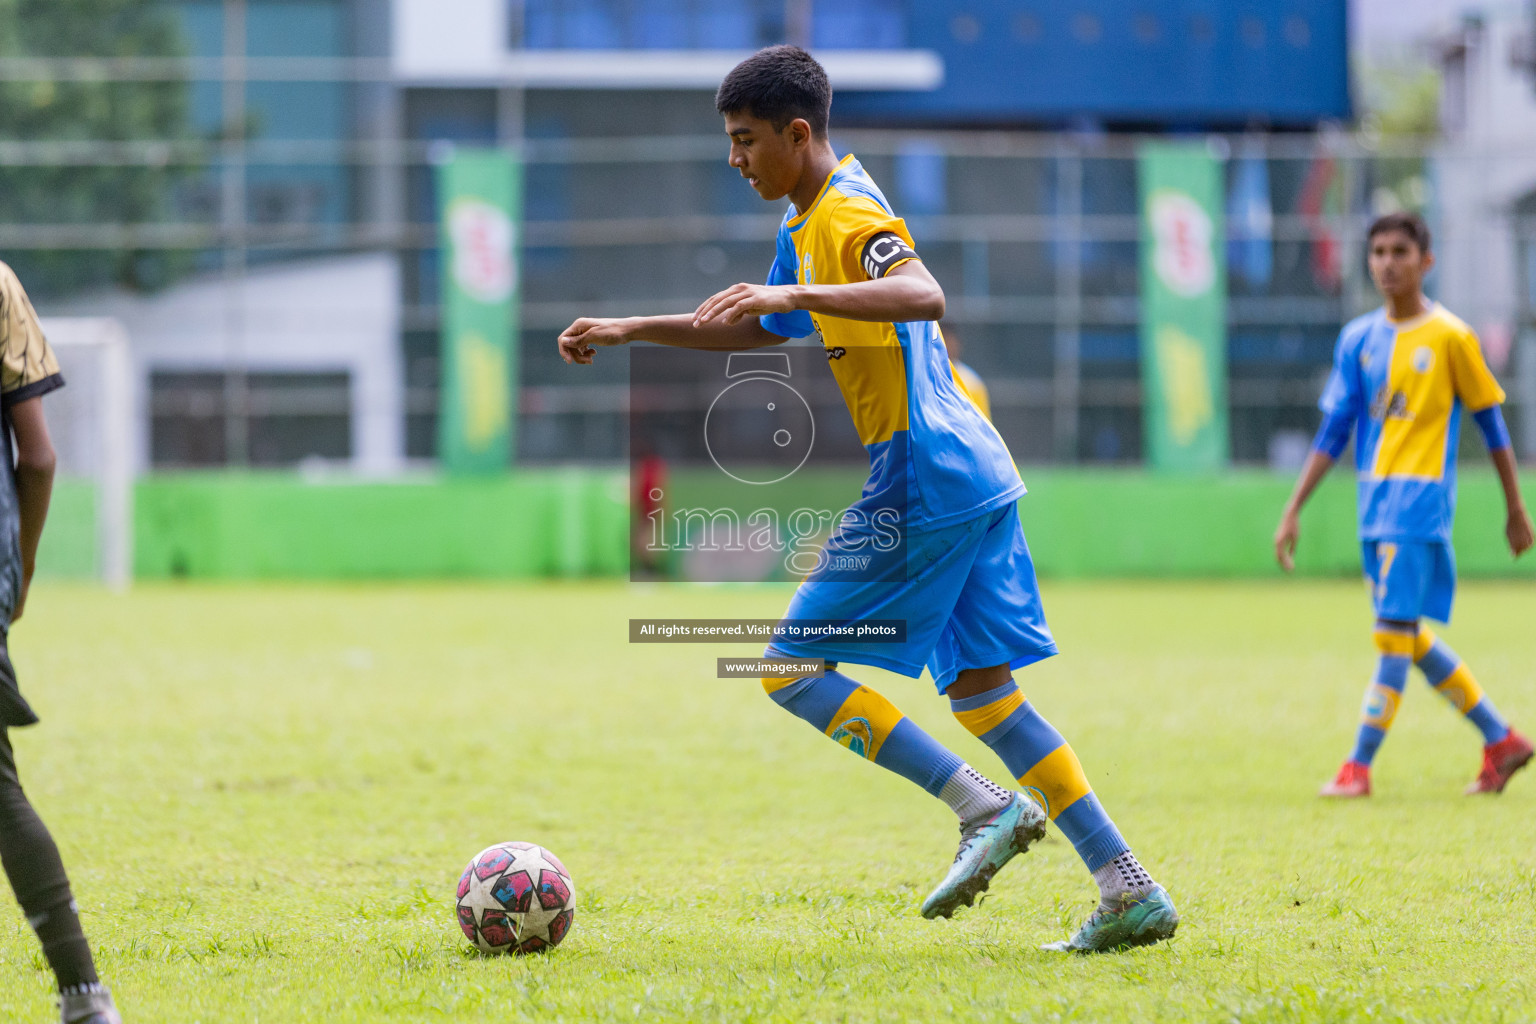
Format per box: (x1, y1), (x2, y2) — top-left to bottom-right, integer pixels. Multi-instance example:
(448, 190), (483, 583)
(0, 0), (190, 297)
(1357, 61), (1440, 215)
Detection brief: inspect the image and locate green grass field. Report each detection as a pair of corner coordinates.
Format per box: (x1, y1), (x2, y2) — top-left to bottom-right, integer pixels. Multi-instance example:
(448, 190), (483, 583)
(2, 579), (1535, 1022)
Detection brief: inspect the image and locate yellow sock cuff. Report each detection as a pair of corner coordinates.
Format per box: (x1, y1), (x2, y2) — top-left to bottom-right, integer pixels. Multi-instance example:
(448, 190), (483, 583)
(761, 675), (797, 696)
(952, 689), (1025, 738)
(1017, 743), (1092, 820)
(1373, 628), (1417, 658)
(1413, 629), (1437, 661)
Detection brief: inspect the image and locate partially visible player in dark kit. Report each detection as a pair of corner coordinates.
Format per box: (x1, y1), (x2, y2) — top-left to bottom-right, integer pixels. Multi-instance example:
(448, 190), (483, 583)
(0, 262), (122, 1024)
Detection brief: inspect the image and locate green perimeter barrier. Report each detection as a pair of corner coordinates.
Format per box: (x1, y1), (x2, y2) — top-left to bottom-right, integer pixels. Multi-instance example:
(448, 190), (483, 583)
(32, 467), (1536, 581)
(132, 471), (629, 580)
(35, 479), (98, 578)
(1012, 469), (1535, 579)
(629, 465), (1536, 581)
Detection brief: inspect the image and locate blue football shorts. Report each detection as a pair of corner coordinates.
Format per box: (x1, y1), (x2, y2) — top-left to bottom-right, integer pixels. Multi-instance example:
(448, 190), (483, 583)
(765, 503), (1058, 693)
(1361, 539), (1456, 624)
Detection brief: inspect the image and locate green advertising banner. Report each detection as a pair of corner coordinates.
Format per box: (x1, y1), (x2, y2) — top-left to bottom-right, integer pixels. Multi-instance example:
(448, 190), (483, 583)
(438, 149), (522, 473)
(1137, 142), (1229, 472)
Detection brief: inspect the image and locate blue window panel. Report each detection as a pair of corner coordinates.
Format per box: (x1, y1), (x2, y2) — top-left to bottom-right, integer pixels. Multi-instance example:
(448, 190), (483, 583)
(175, 2), (225, 135)
(632, 0), (691, 49)
(696, 6), (758, 49)
(522, 0), (561, 47)
(1080, 331), (1138, 363)
(895, 141), (946, 215)
(1228, 331), (1335, 366)
(561, 3), (624, 48)
(247, 1), (344, 57)
(814, 0), (906, 48)
(837, 0), (1349, 127)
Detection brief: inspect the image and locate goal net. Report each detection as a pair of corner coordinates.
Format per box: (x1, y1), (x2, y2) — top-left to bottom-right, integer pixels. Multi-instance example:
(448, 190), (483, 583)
(36, 318), (133, 588)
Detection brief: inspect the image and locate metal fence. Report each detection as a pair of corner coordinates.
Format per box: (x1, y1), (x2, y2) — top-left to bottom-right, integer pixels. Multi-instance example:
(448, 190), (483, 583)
(2, 62), (1534, 469)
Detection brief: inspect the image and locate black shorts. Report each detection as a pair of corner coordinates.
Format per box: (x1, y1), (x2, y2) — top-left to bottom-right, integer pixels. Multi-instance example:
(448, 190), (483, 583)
(0, 642), (37, 730)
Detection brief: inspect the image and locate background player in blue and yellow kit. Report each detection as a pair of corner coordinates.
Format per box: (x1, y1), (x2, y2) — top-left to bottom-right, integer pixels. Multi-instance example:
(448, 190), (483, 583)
(941, 323), (991, 421)
(1276, 212), (1534, 798)
(559, 46), (1177, 952)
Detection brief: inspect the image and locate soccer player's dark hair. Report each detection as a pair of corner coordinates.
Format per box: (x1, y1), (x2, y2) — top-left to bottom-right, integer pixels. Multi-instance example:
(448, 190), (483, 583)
(715, 44), (832, 138)
(1367, 211), (1432, 254)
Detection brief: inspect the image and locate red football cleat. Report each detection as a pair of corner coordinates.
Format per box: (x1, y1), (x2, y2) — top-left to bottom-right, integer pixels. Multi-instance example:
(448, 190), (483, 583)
(1465, 728), (1534, 795)
(1320, 761), (1371, 798)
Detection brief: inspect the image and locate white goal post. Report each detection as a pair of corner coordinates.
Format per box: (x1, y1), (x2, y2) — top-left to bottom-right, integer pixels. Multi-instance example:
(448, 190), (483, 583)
(38, 318), (133, 589)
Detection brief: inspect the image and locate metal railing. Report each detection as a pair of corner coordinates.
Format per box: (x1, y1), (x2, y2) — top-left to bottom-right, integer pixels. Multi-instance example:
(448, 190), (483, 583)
(4, 59), (1535, 467)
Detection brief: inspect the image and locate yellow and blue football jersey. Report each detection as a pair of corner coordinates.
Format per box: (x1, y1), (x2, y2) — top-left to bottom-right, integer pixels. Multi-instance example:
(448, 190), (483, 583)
(760, 155), (1022, 529)
(1320, 303), (1505, 542)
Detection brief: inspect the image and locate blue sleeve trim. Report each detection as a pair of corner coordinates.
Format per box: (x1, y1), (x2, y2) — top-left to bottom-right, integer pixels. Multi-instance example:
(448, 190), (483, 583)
(1312, 410), (1353, 459)
(759, 310), (815, 338)
(1473, 405), (1511, 451)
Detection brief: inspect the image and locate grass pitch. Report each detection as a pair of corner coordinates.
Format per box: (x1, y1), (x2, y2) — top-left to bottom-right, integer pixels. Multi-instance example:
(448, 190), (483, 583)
(2, 579), (1534, 1022)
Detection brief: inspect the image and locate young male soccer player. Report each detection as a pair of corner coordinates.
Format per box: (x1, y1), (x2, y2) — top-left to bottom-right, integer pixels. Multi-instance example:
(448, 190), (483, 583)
(1275, 212), (1535, 797)
(0, 263), (122, 1024)
(558, 46), (1178, 952)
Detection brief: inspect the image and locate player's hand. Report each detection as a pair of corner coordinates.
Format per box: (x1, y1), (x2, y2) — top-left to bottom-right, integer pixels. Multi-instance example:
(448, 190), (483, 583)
(1274, 509), (1301, 572)
(557, 318), (630, 365)
(1507, 504), (1534, 558)
(692, 283), (797, 327)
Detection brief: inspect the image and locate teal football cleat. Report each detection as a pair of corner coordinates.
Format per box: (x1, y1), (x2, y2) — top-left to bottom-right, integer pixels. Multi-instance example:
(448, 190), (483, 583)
(1042, 885), (1179, 953)
(921, 792), (1047, 919)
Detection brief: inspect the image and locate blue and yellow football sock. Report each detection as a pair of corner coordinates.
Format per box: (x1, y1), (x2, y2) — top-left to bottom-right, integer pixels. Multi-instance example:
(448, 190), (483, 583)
(949, 679), (1129, 873)
(763, 668), (1009, 820)
(1348, 623), (1416, 766)
(1414, 629), (1510, 744)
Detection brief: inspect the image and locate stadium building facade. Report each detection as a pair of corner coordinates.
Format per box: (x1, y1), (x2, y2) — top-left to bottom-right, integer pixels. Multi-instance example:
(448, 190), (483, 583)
(34, 0), (1455, 474)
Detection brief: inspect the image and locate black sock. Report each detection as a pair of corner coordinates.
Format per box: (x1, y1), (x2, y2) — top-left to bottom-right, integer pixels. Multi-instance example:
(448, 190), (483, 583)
(1, 735), (99, 991)
(31, 900), (99, 990)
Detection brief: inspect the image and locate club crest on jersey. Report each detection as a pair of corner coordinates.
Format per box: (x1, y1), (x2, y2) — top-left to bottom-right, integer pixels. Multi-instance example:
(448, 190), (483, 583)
(1412, 346), (1434, 373)
(831, 716), (875, 758)
(800, 253), (816, 286)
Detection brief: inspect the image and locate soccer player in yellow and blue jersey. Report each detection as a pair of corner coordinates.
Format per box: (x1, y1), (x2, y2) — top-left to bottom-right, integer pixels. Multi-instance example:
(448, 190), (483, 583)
(1276, 212), (1535, 797)
(559, 46), (1177, 952)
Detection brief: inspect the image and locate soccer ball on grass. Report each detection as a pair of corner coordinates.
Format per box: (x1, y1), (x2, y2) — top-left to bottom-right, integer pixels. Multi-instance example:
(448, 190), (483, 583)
(455, 842), (575, 954)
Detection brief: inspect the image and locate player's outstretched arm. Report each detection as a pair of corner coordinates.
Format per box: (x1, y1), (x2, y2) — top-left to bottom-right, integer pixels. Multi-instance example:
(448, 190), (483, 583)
(1275, 450), (1336, 572)
(8, 396), (55, 622)
(1489, 445), (1534, 557)
(557, 314), (783, 365)
(693, 260), (944, 328)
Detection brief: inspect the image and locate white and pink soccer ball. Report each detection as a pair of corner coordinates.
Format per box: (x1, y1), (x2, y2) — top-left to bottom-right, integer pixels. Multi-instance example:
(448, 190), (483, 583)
(455, 842), (575, 955)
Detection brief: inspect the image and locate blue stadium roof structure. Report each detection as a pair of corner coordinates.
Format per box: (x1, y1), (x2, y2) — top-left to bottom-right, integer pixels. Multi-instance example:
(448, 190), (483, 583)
(500, 0), (1351, 129)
